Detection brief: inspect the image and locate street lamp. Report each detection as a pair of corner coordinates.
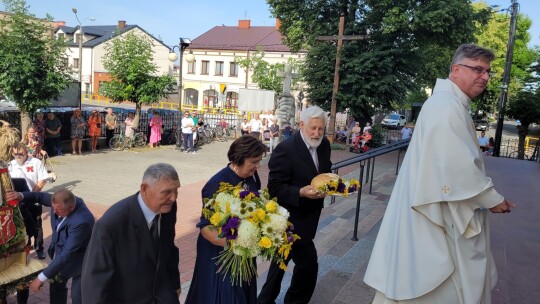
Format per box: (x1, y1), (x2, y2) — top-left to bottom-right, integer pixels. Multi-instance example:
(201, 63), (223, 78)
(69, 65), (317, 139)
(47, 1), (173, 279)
(72, 8), (83, 110)
(493, 0), (519, 157)
(168, 38), (195, 147)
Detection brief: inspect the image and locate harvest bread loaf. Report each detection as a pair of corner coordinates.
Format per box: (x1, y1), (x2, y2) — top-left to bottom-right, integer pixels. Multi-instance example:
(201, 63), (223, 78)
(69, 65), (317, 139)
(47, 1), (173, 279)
(310, 173), (360, 196)
(311, 173), (340, 189)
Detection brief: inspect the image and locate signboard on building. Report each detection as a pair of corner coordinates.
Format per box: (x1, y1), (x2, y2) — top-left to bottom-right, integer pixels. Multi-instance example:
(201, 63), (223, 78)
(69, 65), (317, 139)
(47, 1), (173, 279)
(238, 88), (275, 112)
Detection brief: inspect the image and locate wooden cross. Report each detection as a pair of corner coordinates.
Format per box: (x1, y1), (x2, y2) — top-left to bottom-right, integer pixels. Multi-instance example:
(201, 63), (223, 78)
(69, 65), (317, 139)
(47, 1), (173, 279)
(317, 15), (367, 143)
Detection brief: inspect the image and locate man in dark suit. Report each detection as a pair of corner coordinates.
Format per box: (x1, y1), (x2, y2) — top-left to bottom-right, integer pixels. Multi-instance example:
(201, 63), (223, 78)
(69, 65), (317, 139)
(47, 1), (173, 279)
(81, 163), (181, 304)
(7, 188), (95, 304)
(258, 106), (332, 304)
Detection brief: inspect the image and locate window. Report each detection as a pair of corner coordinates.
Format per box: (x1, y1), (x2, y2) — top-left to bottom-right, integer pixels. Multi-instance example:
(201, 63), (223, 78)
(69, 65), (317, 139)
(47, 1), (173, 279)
(203, 89), (218, 108)
(215, 61), (224, 76)
(226, 92), (238, 108)
(73, 58), (80, 69)
(187, 61), (196, 74)
(229, 62), (238, 77)
(185, 88), (199, 106)
(201, 61), (209, 75)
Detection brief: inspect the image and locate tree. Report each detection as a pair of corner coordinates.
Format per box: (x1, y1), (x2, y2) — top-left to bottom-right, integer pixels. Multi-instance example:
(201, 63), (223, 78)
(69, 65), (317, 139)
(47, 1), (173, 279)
(100, 31), (175, 124)
(235, 48), (303, 95)
(0, 0), (72, 129)
(506, 88), (540, 159)
(473, 1), (538, 115)
(267, 0), (490, 122)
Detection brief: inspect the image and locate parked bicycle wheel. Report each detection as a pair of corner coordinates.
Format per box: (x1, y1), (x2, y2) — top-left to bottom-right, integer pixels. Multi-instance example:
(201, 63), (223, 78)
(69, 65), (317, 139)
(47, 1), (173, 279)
(134, 133), (147, 147)
(109, 135), (126, 151)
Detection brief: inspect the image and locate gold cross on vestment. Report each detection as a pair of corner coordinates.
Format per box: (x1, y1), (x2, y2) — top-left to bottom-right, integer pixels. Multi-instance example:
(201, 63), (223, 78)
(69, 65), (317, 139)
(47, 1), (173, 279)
(442, 185), (450, 194)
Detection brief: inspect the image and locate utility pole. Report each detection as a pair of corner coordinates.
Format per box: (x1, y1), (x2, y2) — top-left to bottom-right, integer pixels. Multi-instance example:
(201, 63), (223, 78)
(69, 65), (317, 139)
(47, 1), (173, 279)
(317, 15), (367, 143)
(493, 0), (519, 157)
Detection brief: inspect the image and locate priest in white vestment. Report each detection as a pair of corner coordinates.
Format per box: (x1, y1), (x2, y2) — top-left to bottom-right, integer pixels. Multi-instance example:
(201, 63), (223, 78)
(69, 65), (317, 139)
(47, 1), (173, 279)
(364, 44), (516, 304)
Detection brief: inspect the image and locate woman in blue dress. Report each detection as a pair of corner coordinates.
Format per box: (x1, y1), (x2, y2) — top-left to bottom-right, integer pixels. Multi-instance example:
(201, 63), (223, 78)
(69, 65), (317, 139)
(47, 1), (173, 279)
(186, 135), (268, 304)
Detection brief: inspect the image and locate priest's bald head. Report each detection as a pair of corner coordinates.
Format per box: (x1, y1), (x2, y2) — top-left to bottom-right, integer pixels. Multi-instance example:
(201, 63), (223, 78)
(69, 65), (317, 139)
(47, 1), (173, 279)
(449, 44), (495, 99)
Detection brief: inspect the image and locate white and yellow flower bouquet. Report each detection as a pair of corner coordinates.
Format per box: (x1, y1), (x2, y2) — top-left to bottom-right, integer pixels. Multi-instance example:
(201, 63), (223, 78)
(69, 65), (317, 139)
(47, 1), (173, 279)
(202, 182), (300, 286)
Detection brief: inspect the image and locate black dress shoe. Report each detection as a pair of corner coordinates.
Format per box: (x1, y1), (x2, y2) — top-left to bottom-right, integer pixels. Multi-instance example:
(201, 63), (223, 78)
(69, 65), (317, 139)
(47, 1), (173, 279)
(37, 251), (46, 259)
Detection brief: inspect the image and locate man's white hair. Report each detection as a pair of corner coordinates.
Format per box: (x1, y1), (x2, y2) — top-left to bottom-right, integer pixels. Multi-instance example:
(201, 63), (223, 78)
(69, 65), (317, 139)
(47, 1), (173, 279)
(142, 163), (179, 185)
(300, 106), (327, 126)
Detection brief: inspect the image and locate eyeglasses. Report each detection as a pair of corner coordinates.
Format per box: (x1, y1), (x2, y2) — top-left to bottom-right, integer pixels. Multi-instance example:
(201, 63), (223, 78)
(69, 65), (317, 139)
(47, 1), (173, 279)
(457, 64), (495, 78)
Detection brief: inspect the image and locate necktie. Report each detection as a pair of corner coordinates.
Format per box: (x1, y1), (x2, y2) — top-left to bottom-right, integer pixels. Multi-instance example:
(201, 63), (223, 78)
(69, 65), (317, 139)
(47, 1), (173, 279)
(149, 214), (160, 256)
(309, 147), (319, 171)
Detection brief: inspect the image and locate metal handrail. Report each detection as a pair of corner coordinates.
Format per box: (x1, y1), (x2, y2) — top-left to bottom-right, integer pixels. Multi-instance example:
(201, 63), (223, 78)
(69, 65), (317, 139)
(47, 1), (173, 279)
(330, 138), (411, 241)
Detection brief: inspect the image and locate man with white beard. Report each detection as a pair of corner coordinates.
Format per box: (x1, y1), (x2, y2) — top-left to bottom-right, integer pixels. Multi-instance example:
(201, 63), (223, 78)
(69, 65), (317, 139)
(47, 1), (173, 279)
(258, 105), (332, 304)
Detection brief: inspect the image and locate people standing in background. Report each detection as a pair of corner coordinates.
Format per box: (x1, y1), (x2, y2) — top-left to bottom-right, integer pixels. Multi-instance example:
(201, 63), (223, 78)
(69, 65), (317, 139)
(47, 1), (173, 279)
(44, 112), (63, 156)
(350, 122), (361, 146)
(149, 112), (163, 148)
(87, 110), (101, 153)
(32, 112), (46, 150)
(70, 109), (86, 155)
(269, 122), (279, 153)
(249, 114), (262, 140)
(181, 111), (195, 153)
(400, 123), (413, 140)
(477, 130), (489, 152)
(105, 108), (117, 148)
(363, 122), (373, 133)
(125, 112), (135, 138)
(241, 118), (249, 135)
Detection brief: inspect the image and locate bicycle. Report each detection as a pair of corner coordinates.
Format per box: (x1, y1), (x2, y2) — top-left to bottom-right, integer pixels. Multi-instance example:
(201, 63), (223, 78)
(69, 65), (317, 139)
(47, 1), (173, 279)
(109, 125), (148, 151)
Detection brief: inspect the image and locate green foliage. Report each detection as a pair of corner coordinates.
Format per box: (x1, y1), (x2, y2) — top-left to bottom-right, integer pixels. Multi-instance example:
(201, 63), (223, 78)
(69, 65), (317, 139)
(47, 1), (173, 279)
(404, 89), (429, 110)
(0, 0), (72, 114)
(506, 88), (540, 159)
(235, 47), (303, 94)
(267, 0), (488, 122)
(100, 31), (175, 111)
(369, 124), (385, 148)
(473, 1), (538, 115)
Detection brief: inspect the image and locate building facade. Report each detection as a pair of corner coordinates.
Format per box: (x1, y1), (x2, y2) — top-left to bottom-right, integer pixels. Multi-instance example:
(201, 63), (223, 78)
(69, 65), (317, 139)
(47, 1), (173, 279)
(54, 21), (173, 97)
(174, 19), (307, 112)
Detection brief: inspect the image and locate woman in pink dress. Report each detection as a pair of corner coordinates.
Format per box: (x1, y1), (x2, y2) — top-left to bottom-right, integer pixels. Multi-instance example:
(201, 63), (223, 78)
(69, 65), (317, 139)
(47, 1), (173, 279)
(149, 112), (162, 148)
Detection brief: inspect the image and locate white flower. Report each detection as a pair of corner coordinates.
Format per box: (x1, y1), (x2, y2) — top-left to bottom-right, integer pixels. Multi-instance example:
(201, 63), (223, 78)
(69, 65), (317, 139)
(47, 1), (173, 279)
(234, 221), (259, 251)
(277, 206), (290, 218)
(267, 213), (288, 235)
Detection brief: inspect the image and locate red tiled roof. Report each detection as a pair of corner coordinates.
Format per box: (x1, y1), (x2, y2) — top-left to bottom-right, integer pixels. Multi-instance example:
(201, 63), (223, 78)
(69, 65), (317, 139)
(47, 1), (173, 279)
(190, 25), (292, 53)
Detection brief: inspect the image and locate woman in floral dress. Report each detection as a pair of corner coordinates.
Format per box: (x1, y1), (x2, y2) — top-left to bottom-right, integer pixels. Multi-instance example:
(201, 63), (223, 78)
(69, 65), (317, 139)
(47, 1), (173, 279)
(70, 109), (86, 155)
(32, 112), (46, 149)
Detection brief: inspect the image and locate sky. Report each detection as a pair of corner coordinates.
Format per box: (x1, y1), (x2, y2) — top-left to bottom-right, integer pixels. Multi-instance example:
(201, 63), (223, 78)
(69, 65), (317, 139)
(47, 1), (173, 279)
(1, 0), (538, 48)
